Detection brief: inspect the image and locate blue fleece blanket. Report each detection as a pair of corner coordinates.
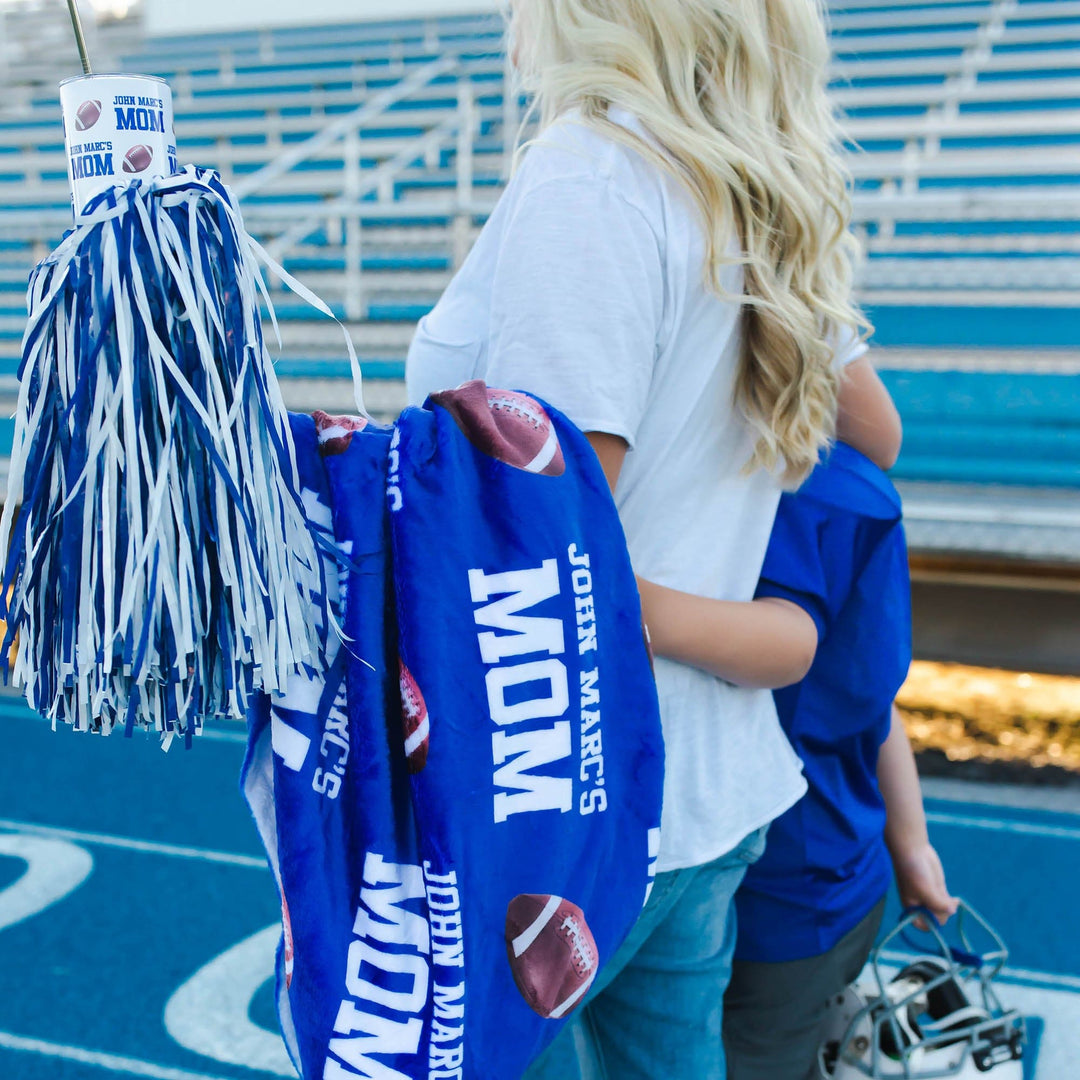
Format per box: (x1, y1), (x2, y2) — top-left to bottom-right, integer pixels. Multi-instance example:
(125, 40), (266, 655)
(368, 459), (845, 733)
(242, 382), (664, 1080)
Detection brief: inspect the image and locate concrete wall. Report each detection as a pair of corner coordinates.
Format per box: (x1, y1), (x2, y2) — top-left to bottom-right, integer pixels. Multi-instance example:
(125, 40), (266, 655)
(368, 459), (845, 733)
(144, 0), (498, 37)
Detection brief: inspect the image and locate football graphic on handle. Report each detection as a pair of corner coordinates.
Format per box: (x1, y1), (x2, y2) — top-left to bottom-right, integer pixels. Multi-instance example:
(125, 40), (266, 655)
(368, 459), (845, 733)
(399, 662), (430, 773)
(506, 894), (598, 1019)
(430, 380), (565, 477)
(281, 895), (295, 989)
(122, 144), (154, 174)
(313, 410), (368, 457)
(75, 99), (101, 132)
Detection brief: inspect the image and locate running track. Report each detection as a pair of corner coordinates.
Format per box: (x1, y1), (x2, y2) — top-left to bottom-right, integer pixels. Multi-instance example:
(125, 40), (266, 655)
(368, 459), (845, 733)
(0, 695), (1076, 1079)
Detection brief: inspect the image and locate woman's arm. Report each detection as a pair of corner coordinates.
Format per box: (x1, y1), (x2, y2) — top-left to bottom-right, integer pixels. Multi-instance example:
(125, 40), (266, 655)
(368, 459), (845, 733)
(836, 355), (903, 470)
(878, 705), (958, 926)
(587, 432), (818, 689)
(636, 580), (817, 688)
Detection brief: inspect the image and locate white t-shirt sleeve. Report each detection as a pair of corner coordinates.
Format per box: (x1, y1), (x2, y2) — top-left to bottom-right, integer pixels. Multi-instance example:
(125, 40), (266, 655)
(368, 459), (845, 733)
(484, 176), (664, 448)
(833, 321), (869, 369)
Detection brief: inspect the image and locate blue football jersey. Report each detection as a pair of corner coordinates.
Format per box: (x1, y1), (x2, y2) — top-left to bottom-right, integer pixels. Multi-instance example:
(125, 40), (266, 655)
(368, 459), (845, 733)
(735, 442), (910, 963)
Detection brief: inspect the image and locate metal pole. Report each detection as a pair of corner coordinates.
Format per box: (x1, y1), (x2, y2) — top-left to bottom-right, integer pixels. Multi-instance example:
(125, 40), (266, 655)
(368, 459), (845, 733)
(502, 51), (518, 180)
(456, 77), (474, 211)
(65, 0), (93, 76)
(454, 77), (475, 269)
(343, 130), (363, 322)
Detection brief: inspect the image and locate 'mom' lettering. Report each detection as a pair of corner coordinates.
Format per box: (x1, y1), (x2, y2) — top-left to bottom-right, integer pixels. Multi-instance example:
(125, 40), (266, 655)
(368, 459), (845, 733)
(114, 106), (165, 132)
(72, 153), (113, 179)
(325, 853), (430, 1080)
(469, 559), (572, 824)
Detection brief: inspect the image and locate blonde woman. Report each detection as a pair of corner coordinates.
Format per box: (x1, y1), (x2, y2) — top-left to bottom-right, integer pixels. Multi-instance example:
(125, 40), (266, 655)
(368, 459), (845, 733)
(407, 0), (902, 1074)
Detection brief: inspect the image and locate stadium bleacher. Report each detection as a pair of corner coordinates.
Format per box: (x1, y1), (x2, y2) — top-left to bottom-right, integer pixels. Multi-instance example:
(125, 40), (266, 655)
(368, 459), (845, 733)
(0, 0), (1078, 562)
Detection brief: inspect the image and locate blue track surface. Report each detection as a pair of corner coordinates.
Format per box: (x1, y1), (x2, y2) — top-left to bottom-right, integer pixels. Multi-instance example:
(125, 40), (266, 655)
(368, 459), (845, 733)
(0, 695), (1076, 1078)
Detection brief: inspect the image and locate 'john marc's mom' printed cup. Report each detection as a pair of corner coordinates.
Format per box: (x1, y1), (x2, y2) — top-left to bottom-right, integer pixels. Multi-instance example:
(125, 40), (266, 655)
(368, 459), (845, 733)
(60, 73), (178, 214)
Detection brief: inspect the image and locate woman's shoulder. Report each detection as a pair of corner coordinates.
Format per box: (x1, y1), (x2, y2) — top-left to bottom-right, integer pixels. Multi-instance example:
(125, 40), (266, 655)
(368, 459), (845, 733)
(510, 111), (666, 220)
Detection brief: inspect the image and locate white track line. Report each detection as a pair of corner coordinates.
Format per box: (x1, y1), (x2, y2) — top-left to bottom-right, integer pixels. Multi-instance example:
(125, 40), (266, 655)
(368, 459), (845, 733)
(0, 812), (1073, 871)
(0, 819), (267, 869)
(0, 698), (247, 745)
(0, 1030), (245, 1080)
(196, 727), (248, 745)
(926, 811), (1080, 843)
(165, 924), (297, 1077)
(1000, 967), (1080, 994)
(877, 950), (1080, 994)
(0, 834), (94, 932)
(922, 777), (1080, 816)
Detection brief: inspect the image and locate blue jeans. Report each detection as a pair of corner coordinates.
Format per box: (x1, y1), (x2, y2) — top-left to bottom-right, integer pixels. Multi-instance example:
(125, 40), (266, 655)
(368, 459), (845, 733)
(523, 826), (768, 1080)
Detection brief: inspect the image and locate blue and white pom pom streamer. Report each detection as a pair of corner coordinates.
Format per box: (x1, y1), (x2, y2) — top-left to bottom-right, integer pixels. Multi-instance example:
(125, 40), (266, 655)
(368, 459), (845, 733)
(0, 166), (356, 738)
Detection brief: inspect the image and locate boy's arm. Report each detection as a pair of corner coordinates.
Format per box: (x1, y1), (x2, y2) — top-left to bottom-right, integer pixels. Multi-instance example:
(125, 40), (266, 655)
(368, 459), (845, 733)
(586, 432), (818, 689)
(879, 705), (958, 925)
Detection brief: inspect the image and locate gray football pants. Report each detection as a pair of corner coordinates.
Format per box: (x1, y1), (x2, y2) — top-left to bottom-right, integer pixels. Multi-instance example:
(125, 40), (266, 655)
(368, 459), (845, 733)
(723, 895), (887, 1080)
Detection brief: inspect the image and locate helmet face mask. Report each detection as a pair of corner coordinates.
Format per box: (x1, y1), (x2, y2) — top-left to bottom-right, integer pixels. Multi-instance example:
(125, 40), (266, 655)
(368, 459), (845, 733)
(819, 902), (1027, 1080)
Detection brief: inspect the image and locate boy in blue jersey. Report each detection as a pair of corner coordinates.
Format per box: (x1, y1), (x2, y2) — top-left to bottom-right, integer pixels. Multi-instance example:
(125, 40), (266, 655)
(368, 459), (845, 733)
(723, 442), (957, 1080)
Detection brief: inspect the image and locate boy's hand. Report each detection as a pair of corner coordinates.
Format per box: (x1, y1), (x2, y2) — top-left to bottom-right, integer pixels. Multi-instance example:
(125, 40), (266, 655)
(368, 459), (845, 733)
(879, 709), (958, 930)
(891, 841), (958, 928)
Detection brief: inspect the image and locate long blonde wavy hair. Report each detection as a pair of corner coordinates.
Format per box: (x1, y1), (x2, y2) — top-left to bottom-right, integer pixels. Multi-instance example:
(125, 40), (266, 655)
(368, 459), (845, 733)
(509, 0), (867, 481)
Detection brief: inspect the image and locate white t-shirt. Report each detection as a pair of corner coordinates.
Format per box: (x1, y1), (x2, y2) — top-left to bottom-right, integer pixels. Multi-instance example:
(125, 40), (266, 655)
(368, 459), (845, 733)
(406, 109), (865, 872)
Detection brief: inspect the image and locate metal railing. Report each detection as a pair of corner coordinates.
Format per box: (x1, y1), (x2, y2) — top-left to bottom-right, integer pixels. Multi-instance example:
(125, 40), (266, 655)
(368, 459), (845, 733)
(226, 54), (490, 321)
(233, 56), (457, 199)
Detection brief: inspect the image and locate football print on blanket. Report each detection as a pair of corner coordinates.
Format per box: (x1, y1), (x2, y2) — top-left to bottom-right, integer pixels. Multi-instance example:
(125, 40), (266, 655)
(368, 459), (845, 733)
(313, 410), (368, 457)
(399, 662), (430, 773)
(505, 894), (598, 1019)
(431, 381), (565, 477)
(281, 895), (295, 989)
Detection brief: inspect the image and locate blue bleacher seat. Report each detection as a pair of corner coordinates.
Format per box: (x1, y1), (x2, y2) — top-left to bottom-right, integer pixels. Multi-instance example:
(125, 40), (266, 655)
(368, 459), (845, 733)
(883, 371), (1080, 487)
(867, 306), (1080, 349)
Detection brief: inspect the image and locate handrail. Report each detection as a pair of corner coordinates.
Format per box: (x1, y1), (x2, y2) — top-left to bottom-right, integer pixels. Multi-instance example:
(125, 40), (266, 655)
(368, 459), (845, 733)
(263, 113), (462, 261)
(233, 54), (458, 199)
(244, 71), (477, 319)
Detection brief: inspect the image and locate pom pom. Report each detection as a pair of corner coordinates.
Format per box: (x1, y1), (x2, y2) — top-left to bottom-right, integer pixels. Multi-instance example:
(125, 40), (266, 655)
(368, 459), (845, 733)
(0, 166), (352, 738)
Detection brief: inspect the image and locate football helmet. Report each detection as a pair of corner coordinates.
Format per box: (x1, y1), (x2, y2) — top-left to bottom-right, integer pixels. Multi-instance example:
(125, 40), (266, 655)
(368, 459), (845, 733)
(819, 901), (1026, 1079)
